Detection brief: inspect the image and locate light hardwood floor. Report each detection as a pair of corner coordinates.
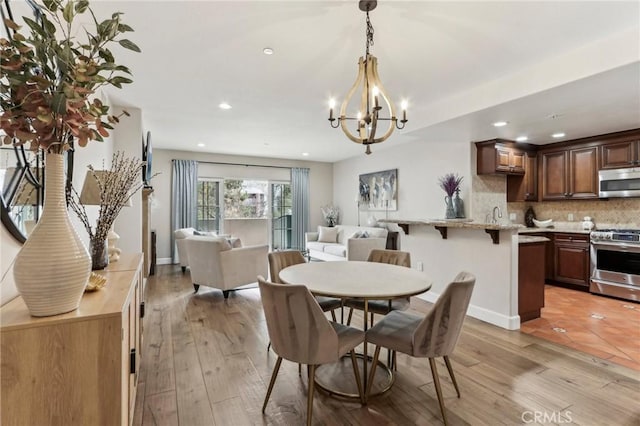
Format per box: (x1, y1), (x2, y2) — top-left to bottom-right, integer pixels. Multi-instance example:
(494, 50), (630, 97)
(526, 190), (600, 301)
(133, 265), (640, 426)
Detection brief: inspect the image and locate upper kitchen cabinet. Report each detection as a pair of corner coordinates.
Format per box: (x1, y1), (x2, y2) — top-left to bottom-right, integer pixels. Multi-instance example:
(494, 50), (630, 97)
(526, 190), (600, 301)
(600, 139), (640, 169)
(541, 146), (599, 200)
(476, 139), (527, 175)
(507, 152), (538, 201)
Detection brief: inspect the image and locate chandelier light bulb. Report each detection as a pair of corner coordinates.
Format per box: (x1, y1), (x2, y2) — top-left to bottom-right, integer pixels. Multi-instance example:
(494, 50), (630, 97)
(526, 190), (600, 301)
(329, 98), (336, 109)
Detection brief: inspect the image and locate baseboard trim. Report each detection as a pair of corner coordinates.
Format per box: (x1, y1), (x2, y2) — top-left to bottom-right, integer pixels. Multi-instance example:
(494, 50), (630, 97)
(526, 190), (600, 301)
(157, 257), (173, 265)
(416, 292), (520, 330)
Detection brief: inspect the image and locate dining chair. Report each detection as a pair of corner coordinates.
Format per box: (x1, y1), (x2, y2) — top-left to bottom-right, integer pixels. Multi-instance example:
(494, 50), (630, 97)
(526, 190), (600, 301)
(258, 276), (365, 426)
(345, 249), (412, 327)
(364, 271), (476, 426)
(268, 251), (342, 321)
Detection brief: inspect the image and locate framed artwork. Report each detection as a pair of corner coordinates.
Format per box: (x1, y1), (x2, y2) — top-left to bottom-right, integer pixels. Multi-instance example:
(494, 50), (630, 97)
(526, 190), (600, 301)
(358, 168), (397, 211)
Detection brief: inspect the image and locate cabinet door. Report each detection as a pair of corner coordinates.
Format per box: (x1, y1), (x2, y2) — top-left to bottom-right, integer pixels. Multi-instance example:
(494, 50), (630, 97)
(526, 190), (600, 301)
(511, 150), (526, 173)
(600, 140), (638, 169)
(523, 153), (538, 201)
(541, 151), (568, 200)
(553, 234), (590, 287)
(569, 146), (598, 198)
(495, 146), (512, 172)
(506, 152), (538, 202)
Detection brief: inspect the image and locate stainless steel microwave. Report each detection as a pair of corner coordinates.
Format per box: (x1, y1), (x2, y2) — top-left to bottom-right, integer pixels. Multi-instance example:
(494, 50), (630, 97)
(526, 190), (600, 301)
(599, 167), (640, 198)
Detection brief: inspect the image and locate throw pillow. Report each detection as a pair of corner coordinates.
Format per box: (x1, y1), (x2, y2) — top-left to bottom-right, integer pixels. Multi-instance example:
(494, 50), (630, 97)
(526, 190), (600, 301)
(358, 231), (369, 238)
(318, 226), (338, 243)
(348, 231), (362, 239)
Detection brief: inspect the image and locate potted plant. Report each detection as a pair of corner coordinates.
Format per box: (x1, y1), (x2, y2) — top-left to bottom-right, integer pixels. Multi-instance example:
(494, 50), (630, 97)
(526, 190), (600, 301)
(0, 0), (139, 316)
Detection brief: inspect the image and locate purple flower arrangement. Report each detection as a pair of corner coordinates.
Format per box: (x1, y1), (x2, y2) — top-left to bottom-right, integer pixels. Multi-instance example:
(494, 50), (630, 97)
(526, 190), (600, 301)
(438, 173), (463, 197)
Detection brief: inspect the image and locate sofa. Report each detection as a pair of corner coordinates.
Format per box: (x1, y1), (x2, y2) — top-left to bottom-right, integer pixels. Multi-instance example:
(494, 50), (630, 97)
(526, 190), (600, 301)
(174, 228), (239, 273)
(185, 235), (268, 298)
(305, 225), (388, 262)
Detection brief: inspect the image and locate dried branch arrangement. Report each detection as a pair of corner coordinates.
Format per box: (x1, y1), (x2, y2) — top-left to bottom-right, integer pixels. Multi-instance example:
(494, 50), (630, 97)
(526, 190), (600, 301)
(68, 151), (146, 244)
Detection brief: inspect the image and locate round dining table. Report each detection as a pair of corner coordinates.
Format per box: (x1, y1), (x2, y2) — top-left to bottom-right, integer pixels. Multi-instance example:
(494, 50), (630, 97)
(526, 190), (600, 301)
(279, 260), (432, 401)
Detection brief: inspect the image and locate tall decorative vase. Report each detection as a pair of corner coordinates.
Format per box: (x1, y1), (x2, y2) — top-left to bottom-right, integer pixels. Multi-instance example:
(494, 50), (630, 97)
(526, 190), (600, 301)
(453, 188), (465, 218)
(13, 152), (91, 317)
(444, 196), (456, 219)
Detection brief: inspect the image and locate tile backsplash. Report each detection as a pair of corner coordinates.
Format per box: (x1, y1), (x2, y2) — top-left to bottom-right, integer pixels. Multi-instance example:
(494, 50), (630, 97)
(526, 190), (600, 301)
(472, 175), (640, 228)
(508, 199), (640, 229)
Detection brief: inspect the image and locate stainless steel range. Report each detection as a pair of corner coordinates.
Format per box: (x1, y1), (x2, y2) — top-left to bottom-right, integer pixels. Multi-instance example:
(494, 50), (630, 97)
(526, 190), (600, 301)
(590, 229), (640, 302)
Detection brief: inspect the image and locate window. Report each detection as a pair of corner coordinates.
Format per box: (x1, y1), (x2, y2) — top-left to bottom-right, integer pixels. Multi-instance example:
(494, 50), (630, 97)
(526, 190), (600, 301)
(224, 179), (267, 218)
(271, 182), (292, 249)
(196, 179), (221, 232)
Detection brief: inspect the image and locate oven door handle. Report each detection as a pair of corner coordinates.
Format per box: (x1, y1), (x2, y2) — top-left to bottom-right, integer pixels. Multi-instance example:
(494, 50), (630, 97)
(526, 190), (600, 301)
(591, 241), (640, 253)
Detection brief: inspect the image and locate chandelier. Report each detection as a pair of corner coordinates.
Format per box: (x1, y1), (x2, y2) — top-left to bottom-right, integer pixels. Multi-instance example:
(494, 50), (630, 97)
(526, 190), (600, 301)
(328, 0), (407, 155)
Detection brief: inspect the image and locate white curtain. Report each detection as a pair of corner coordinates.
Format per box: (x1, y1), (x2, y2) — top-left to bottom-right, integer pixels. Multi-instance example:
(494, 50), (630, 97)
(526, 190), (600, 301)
(291, 168), (310, 251)
(171, 160), (198, 263)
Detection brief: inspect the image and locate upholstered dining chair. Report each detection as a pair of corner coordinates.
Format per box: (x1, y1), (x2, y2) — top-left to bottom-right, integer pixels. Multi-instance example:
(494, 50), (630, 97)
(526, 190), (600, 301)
(258, 276), (365, 426)
(345, 249), (412, 327)
(365, 271), (476, 426)
(268, 251), (342, 321)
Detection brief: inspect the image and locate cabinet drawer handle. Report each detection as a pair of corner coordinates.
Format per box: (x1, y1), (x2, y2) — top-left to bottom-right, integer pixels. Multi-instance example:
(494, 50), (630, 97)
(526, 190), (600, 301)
(130, 348), (136, 374)
(140, 301), (145, 319)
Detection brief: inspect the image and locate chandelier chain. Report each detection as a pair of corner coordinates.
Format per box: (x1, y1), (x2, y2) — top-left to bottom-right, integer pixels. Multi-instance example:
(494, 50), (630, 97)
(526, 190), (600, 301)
(365, 11), (374, 55)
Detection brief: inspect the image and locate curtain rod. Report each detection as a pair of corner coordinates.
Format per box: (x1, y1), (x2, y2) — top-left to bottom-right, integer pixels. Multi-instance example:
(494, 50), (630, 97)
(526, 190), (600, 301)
(173, 159), (292, 170)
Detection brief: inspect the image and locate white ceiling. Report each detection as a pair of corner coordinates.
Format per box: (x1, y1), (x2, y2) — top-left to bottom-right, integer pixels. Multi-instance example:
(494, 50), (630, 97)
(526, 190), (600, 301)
(11, 1), (640, 162)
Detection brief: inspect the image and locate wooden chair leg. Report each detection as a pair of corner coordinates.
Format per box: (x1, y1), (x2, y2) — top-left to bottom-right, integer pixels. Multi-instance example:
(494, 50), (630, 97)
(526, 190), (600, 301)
(262, 356), (283, 413)
(349, 350), (364, 404)
(428, 358), (449, 426)
(330, 309), (337, 322)
(369, 312), (374, 328)
(306, 365), (317, 426)
(365, 345), (381, 400)
(443, 356), (460, 398)
(346, 307), (354, 326)
(298, 363), (302, 376)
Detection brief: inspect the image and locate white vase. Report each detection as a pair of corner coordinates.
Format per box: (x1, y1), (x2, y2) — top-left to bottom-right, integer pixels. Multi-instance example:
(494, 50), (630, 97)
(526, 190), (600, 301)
(13, 152), (91, 317)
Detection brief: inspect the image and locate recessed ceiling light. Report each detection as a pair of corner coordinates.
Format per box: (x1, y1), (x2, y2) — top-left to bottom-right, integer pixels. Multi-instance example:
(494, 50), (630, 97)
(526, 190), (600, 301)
(263, 47), (274, 55)
(516, 136), (528, 142)
(552, 132), (566, 138)
(197, 143), (205, 147)
(493, 121), (508, 127)
(302, 152), (309, 157)
(219, 102), (232, 110)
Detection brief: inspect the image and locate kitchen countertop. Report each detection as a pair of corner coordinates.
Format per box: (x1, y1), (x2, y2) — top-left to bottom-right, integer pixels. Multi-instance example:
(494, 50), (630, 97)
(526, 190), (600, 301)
(519, 235), (551, 244)
(518, 227), (592, 234)
(378, 218), (522, 231)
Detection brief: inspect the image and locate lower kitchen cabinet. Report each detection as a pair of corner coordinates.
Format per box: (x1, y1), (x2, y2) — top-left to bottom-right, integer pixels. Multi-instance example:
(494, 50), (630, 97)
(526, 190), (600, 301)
(1, 254), (144, 426)
(553, 233), (590, 288)
(519, 240), (547, 321)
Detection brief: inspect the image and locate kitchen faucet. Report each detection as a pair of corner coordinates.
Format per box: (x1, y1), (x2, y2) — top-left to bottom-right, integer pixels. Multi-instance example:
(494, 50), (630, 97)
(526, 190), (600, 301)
(492, 206), (502, 224)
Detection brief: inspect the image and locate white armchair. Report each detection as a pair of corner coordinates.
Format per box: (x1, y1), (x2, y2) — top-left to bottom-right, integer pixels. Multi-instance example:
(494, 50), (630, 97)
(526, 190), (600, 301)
(174, 228), (196, 273)
(185, 236), (269, 298)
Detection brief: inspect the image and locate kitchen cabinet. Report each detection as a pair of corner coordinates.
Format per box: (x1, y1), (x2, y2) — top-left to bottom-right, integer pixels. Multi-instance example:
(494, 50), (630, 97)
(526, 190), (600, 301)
(507, 152), (538, 201)
(519, 238), (547, 321)
(541, 146), (598, 200)
(600, 139), (640, 169)
(553, 233), (590, 288)
(476, 139), (526, 175)
(1, 254), (144, 426)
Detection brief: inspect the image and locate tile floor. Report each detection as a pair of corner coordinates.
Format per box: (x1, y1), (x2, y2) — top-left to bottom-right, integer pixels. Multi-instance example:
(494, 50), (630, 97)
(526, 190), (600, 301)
(520, 285), (640, 371)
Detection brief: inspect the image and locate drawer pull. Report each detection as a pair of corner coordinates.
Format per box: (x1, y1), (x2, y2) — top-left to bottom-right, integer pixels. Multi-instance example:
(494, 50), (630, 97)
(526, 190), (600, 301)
(140, 301), (145, 319)
(130, 348), (136, 374)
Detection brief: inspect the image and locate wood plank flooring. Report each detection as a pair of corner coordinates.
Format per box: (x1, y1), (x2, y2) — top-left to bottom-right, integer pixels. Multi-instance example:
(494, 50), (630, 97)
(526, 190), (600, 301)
(133, 265), (640, 425)
(520, 285), (640, 371)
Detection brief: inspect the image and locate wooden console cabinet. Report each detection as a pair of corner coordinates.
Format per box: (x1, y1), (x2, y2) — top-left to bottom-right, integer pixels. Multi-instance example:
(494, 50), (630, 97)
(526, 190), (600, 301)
(1, 254), (144, 426)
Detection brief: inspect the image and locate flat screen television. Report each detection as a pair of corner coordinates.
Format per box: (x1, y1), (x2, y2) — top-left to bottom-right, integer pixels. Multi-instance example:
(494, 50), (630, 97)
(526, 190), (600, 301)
(142, 131), (152, 187)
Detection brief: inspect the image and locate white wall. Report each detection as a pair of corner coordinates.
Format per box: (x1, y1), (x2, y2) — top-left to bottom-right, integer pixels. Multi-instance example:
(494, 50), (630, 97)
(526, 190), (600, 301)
(333, 139), (519, 329)
(152, 149), (333, 261)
